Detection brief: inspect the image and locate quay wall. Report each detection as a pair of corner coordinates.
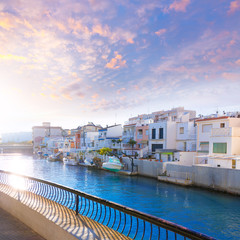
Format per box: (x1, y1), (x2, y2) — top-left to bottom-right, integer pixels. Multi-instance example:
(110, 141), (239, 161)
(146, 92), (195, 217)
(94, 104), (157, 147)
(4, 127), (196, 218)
(122, 157), (240, 195)
(193, 165), (240, 195)
(166, 164), (240, 194)
(122, 157), (164, 177)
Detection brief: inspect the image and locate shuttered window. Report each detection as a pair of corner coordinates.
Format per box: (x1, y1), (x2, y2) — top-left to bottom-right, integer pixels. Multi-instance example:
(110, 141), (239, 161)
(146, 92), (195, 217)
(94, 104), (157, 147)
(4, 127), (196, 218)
(159, 128), (163, 139)
(202, 124), (212, 133)
(152, 129), (156, 139)
(213, 143), (227, 154)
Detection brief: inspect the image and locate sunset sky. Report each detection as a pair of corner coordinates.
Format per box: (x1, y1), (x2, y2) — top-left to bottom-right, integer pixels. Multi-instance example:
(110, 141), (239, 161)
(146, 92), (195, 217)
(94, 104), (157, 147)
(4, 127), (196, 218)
(0, 0), (240, 134)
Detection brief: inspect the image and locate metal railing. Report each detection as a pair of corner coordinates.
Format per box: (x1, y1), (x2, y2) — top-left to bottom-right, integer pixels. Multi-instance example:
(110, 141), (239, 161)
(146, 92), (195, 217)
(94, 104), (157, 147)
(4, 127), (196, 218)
(0, 170), (216, 240)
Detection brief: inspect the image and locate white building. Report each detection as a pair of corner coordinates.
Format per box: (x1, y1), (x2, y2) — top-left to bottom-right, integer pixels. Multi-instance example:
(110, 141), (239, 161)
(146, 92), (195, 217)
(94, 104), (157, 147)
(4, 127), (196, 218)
(80, 131), (99, 151)
(149, 121), (177, 152)
(195, 115), (240, 169)
(176, 120), (196, 152)
(148, 108), (196, 163)
(97, 124), (122, 150)
(32, 122), (63, 153)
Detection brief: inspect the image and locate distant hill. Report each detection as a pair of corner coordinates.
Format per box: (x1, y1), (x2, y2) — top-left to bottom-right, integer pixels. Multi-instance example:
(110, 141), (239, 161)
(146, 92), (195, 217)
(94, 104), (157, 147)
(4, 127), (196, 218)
(1, 132), (32, 144)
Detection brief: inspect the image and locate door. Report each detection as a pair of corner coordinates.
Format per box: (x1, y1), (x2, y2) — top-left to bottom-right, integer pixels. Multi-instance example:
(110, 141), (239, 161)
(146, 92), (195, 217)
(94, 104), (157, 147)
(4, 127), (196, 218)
(232, 159), (236, 169)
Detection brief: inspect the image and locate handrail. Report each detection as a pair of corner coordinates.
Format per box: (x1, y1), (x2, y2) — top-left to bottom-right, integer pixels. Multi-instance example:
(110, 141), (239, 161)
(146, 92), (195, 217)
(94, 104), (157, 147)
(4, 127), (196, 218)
(0, 170), (216, 240)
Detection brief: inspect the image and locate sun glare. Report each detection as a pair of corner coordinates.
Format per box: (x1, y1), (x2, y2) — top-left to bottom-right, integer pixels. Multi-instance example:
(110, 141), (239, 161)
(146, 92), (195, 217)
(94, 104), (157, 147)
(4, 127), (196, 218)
(9, 175), (27, 190)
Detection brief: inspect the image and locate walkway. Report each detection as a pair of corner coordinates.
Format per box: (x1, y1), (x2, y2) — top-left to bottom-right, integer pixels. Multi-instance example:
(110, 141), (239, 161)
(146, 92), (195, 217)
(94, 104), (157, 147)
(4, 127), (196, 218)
(0, 183), (131, 240)
(0, 207), (45, 240)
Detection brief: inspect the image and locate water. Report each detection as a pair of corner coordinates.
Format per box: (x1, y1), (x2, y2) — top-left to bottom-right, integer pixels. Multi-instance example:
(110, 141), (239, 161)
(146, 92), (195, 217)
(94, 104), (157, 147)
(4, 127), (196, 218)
(1, 154), (240, 240)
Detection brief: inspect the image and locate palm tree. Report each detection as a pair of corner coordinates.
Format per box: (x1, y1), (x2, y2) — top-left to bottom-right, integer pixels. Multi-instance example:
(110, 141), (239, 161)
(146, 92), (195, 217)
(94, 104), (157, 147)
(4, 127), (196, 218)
(128, 139), (137, 156)
(116, 139), (122, 153)
(111, 139), (116, 146)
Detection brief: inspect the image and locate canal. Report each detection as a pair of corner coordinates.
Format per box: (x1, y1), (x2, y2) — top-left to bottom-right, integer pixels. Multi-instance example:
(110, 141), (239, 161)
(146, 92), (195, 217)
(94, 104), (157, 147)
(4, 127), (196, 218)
(0, 154), (239, 240)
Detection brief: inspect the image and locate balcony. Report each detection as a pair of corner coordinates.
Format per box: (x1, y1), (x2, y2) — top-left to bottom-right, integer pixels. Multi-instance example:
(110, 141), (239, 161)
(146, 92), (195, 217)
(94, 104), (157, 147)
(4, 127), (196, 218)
(211, 127), (240, 137)
(211, 128), (231, 137)
(137, 134), (143, 139)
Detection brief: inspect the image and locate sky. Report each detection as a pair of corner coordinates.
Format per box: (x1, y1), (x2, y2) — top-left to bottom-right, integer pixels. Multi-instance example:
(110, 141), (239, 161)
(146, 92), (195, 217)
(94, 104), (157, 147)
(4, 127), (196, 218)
(0, 0), (240, 134)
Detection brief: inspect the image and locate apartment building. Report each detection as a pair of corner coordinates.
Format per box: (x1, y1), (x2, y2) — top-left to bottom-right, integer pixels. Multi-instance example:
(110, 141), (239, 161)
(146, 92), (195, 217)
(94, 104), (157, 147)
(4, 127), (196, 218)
(195, 113), (240, 168)
(32, 122), (63, 153)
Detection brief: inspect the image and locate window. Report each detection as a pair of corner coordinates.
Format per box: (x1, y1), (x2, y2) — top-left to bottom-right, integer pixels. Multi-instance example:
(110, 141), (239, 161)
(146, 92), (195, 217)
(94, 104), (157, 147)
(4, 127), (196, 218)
(202, 124), (212, 133)
(152, 129), (156, 139)
(213, 143), (227, 154)
(220, 123), (225, 128)
(179, 127), (184, 134)
(159, 128), (163, 139)
(137, 129), (143, 139)
(152, 144), (163, 152)
(200, 142), (209, 151)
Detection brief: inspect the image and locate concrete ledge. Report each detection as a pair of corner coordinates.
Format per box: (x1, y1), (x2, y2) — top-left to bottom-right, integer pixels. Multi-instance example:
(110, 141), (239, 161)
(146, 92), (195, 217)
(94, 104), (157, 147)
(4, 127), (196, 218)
(118, 170), (138, 176)
(158, 176), (192, 186)
(0, 192), (77, 240)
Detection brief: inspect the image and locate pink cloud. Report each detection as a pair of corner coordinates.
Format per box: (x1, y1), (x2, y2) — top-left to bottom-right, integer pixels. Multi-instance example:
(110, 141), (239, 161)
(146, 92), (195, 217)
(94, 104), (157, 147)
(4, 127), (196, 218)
(92, 24), (111, 37)
(105, 52), (126, 69)
(222, 72), (240, 81)
(191, 75), (198, 82)
(68, 18), (91, 36)
(228, 0), (240, 14)
(91, 93), (99, 100)
(169, 0), (191, 12)
(91, 23), (135, 44)
(116, 88), (126, 95)
(155, 28), (167, 36)
(235, 59), (240, 65)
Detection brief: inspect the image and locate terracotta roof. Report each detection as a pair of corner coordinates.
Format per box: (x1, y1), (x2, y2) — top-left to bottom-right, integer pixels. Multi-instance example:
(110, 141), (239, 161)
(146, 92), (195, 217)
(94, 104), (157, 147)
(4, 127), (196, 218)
(123, 123), (136, 127)
(195, 116), (229, 122)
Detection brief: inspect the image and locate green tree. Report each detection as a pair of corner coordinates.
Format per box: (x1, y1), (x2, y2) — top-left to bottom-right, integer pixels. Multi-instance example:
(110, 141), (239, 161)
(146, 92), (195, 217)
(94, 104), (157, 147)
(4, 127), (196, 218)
(99, 147), (112, 156)
(111, 139), (116, 146)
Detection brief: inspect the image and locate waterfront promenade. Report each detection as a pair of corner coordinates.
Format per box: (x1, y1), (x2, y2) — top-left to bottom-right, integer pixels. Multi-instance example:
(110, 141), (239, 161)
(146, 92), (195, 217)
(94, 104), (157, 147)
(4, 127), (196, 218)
(0, 207), (45, 240)
(0, 184), (130, 240)
(1, 155), (239, 239)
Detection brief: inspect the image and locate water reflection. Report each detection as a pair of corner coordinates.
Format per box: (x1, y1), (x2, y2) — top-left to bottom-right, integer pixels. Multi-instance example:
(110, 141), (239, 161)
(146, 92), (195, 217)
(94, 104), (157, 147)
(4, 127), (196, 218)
(0, 154), (240, 240)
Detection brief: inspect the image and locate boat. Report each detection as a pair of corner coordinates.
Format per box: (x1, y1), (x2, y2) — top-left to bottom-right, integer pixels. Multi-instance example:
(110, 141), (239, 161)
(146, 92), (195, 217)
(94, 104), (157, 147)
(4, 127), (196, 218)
(102, 156), (123, 172)
(84, 157), (95, 166)
(47, 152), (62, 162)
(63, 157), (78, 166)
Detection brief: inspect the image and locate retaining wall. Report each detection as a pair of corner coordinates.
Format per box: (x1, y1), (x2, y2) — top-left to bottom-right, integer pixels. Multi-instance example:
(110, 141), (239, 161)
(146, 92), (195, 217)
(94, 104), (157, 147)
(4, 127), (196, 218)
(122, 157), (164, 177)
(123, 157), (240, 195)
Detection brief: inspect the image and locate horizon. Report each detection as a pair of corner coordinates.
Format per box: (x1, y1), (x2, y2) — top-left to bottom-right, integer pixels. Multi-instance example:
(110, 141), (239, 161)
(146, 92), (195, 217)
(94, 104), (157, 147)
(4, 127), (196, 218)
(1, 0), (240, 135)
(0, 105), (239, 136)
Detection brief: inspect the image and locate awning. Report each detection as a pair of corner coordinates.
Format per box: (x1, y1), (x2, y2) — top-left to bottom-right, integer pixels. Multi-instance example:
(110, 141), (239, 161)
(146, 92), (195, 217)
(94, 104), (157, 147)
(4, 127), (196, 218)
(160, 152), (174, 155)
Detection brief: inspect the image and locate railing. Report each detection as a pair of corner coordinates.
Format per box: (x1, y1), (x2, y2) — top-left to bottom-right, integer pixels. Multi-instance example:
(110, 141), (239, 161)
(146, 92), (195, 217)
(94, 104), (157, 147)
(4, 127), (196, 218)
(211, 128), (230, 137)
(0, 170), (216, 240)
